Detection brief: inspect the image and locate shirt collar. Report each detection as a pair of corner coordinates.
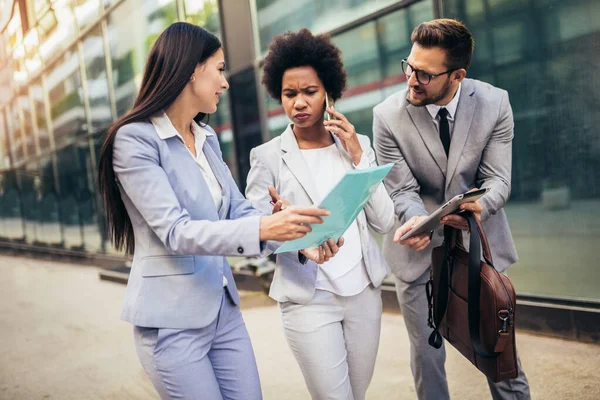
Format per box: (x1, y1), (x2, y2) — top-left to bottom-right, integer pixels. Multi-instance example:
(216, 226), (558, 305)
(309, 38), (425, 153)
(150, 111), (214, 141)
(426, 82), (462, 121)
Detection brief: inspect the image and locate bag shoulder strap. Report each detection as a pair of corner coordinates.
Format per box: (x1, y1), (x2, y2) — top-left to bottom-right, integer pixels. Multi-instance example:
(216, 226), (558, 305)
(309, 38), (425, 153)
(428, 212), (497, 358)
(465, 212), (497, 358)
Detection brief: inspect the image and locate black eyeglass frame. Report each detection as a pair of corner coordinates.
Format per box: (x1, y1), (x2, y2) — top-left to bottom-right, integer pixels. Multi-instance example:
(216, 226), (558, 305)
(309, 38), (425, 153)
(401, 59), (458, 85)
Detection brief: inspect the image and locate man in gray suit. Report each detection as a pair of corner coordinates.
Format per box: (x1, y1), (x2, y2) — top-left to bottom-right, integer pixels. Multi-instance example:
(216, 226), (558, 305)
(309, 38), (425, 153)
(373, 19), (530, 400)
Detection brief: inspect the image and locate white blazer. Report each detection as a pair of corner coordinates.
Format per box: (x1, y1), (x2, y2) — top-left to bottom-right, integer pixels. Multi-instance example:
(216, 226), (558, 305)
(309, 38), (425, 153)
(246, 125), (395, 304)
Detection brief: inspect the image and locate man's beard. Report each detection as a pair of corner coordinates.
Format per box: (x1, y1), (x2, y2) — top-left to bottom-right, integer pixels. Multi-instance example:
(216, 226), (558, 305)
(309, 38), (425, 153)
(407, 79), (452, 107)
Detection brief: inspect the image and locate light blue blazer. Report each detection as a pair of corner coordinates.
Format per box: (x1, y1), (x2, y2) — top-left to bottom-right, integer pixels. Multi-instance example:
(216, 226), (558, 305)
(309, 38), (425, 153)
(112, 121), (264, 329)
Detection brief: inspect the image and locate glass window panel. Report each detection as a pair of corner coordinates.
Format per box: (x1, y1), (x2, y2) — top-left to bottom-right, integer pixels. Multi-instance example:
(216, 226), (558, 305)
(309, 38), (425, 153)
(333, 22), (381, 89)
(491, 21), (524, 65)
(78, 141), (103, 253)
(8, 102), (25, 164)
(444, 0), (600, 300)
(0, 170), (25, 240)
(256, 0), (399, 54)
(46, 49), (86, 148)
(36, 154), (63, 246)
(56, 143), (85, 250)
(184, 0), (220, 36)
(19, 92), (37, 159)
(38, 1), (78, 62)
(52, 138), (103, 252)
(30, 81), (52, 152)
(210, 90), (239, 182)
(82, 27), (113, 130)
(229, 68), (263, 189)
(378, 8), (410, 79)
(0, 109), (10, 169)
(107, 0), (178, 116)
(18, 162), (41, 245)
(556, 1), (600, 42)
(487, 0), (527, 12)
(74, 0), (101, 30)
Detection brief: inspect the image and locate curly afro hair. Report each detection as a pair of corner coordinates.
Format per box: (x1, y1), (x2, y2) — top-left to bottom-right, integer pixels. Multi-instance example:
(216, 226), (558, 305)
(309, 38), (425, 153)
(262, 28), (347, 103)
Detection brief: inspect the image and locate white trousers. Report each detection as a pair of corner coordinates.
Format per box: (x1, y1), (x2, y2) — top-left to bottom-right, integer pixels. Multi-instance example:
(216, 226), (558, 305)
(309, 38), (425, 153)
(279, 285), (382, 400)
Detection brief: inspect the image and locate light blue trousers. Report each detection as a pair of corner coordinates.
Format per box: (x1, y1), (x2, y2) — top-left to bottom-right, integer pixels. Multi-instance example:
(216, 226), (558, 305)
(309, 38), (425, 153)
(133, 290), (262, 400)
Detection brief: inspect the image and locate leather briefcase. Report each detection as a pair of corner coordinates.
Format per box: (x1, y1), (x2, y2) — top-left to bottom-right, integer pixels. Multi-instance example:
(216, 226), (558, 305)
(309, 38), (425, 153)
(427, 211), (519, 383)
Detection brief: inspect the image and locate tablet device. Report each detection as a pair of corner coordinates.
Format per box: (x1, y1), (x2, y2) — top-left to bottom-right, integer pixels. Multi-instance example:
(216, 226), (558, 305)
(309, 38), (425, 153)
(399, 188), (490, 240)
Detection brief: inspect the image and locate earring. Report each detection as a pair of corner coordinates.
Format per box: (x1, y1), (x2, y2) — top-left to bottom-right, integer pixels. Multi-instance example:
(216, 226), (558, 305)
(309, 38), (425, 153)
(190, 76), (195, 82)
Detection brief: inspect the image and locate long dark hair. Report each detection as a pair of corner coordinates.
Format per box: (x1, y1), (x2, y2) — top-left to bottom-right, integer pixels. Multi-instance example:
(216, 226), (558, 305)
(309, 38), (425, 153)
(97, 22), (222, 255)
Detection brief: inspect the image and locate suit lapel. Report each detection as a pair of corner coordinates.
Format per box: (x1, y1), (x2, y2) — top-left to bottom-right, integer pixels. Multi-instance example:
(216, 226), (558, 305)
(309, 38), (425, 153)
(407, 104), (447, 177)
(446, 80), (477, 192)
(202, 139), (230, 219)
(281, 125), (321, 204)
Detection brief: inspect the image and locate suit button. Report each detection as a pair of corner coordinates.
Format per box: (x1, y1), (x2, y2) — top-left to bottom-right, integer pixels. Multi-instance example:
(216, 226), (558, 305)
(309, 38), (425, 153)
(438, 231), (444, 237)
(237, 246), (244, 254)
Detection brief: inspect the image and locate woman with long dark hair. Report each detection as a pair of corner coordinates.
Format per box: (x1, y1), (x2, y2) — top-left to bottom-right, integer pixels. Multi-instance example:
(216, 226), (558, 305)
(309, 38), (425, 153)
(97, 22), (332, 399)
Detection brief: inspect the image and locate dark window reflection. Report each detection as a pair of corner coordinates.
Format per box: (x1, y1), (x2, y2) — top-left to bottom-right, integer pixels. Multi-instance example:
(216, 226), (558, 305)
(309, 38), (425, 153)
(56, 138), (103, 251)
(229, 68), (262, 190)
(37, 155), (63, 246)
(0, 170), (25, 241)
(444, 0), (600, 299)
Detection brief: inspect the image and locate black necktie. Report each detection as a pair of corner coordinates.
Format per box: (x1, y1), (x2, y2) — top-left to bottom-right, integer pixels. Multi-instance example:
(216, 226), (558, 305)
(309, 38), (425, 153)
(438, 108), (450, 155)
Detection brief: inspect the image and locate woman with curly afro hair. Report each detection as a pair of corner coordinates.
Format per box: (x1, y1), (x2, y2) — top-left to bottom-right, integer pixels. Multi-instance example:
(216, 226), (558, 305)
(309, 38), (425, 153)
(245, 28), (395, 399)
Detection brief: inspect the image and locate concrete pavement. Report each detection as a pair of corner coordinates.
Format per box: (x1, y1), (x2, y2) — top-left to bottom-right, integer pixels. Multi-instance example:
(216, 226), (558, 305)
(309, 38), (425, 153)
(0, 254), (599, 399)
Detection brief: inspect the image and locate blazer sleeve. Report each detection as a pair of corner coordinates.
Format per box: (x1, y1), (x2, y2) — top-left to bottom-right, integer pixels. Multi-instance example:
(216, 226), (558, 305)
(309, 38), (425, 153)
(477, 90), (513, 221)
(112, 124), (263, 256)
(355, 135), (395, 234)
(373, 108), (428, 223)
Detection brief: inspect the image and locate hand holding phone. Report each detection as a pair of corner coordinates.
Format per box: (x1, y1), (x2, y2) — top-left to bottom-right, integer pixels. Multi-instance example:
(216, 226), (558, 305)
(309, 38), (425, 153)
(325, 93), (337, 121)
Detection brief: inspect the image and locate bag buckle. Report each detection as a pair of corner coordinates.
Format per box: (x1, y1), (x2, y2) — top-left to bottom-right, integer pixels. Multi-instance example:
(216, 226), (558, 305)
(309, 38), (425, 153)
(498, 310), (509, 333)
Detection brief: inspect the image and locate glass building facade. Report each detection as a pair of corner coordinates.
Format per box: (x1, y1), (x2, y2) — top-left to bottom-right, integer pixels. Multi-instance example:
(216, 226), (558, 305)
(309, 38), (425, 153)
(0, 0), (598, 301)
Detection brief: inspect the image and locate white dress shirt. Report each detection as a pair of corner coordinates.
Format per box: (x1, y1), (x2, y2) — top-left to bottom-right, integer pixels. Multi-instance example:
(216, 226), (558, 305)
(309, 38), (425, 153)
(426, 82), (462, 137)
(151, 112), (228, 286)
(300, 143), (371, 297)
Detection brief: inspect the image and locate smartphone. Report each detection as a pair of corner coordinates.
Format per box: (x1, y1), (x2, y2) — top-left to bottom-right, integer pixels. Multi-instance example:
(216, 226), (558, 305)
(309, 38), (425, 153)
(325, 93), (337, 121)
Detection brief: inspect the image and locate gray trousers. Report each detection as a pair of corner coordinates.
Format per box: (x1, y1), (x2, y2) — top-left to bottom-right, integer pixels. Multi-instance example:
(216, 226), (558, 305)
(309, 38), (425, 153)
(280, 285), (382, 400)
(395, 270), (531, 400)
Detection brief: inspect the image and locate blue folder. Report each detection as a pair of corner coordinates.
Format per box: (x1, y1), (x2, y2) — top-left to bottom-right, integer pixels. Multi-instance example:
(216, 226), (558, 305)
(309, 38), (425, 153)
(274, 163), (394, 254)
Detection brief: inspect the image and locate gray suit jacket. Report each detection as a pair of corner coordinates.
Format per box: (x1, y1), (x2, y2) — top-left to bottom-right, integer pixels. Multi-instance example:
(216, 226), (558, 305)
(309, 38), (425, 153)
(113, 121), (264, 329)
(245, 125), (395, 304)
(373, 78), (518, 283)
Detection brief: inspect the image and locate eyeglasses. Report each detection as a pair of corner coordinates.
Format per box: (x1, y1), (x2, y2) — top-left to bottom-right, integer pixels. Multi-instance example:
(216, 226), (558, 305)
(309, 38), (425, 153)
(401, 59), (457, 85)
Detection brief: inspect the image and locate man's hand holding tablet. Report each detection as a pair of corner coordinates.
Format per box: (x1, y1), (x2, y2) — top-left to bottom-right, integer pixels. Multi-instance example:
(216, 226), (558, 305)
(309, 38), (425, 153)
(393, 187), (489, 251)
